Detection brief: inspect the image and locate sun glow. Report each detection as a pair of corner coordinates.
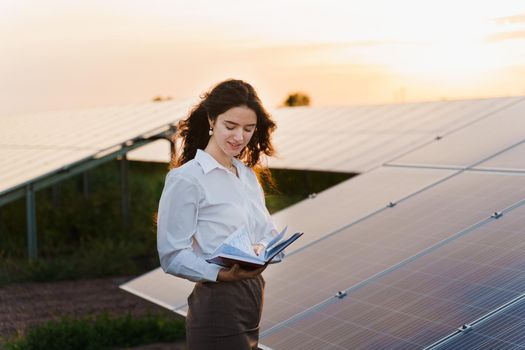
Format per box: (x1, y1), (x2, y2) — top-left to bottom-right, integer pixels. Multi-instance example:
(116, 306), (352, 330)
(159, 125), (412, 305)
(2, 0), (525, 116)
(387, 41), (504, 77)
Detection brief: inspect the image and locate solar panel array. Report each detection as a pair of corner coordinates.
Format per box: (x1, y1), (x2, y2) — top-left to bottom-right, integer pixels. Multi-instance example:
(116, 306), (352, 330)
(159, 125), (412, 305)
(261, 199), (525, 349)
(0, 100), (193, 196)
(6, 97), (518, 198)
(118, 96), (525, 349)
(267, 97), (523, 172)
(387, 98), (525, 170)
(260, 172), (525, 335)
(257, 100), (525, 349)
(126, 97), (523, 173)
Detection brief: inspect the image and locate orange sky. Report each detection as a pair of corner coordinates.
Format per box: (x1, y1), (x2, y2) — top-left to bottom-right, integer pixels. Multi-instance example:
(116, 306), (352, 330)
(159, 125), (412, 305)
(1, 0), (525, 117)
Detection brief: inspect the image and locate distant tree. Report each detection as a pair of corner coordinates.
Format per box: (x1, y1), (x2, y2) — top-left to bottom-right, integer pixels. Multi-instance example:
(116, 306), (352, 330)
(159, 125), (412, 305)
(152, 95), (173, 102)
(283, 92), (311, 107)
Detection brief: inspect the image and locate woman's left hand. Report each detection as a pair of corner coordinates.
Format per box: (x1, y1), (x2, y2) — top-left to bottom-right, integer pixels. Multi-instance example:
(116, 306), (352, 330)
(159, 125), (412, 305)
(218, 263), (267, 282)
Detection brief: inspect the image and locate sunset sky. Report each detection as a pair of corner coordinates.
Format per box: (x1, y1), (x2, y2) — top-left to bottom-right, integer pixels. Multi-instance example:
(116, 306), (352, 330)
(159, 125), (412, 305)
(2, 0), (525, 117)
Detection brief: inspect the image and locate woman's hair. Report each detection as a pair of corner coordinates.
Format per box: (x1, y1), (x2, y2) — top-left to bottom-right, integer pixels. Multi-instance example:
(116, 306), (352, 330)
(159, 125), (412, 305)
(171, 79), (277, 173)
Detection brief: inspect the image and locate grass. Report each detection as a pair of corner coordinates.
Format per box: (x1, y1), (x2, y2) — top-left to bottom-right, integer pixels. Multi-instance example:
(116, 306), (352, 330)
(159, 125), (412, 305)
(0, 160), (354, 285)
(3, 313), (185, 350)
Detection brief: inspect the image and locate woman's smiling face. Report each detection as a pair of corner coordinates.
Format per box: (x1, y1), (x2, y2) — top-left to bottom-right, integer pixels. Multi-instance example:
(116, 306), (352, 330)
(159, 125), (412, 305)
(209, 106), (257, 157)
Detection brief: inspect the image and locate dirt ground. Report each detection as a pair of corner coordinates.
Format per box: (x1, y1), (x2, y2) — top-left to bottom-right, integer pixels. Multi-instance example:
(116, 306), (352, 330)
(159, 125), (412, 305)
(0, 276), (186, 349)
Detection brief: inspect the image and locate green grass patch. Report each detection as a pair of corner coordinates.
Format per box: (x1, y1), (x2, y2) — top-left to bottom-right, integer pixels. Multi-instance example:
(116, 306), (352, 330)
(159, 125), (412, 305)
(3, 312), (185, 350)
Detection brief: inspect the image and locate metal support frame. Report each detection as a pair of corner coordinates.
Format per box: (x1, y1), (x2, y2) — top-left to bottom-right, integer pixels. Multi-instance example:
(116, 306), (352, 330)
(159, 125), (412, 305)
(0, 125), (177, 261)
(25, 184), (37, 260)
(0, 125), (177, 208)
(120, 153), (129, 229)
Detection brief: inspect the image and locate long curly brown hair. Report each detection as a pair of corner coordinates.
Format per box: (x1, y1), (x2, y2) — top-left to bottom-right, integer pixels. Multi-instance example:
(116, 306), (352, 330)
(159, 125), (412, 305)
(171, 79), (277, 185)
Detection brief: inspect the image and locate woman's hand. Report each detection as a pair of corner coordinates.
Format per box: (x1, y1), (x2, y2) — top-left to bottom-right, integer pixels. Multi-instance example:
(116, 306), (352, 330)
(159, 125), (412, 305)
(217, 263), (267, 282)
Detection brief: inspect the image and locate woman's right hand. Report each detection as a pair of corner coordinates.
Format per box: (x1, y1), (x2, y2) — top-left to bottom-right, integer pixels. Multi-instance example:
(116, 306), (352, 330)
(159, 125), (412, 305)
(217, 263), (266, 282)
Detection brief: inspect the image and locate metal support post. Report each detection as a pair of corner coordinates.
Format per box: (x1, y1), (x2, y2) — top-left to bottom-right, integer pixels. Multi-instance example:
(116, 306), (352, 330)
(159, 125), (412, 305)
(120, 154), (129, 229)
(25, 184), (37, 260)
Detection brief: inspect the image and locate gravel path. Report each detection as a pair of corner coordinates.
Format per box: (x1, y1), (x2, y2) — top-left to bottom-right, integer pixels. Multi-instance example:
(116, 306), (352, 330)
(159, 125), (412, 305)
(0, 276), (186, 349)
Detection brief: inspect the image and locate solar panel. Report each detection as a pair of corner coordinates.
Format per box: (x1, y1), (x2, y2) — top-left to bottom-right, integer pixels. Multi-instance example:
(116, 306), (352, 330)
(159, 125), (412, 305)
(269, 97), (522, 172)
(387, 99), (525, 169)
(127, 139), (172, 163)
(473, 140), (525, 173)
(271, 166), (454, 253)
(0, 100), (192, 195)
(119, 267), (195, 315)
(0, 147), (95, 193)
(260, 198), (525, 350)
(433, 296), (525, 349)
(260, 172), (525, 333)
(121, 97), (523, 172)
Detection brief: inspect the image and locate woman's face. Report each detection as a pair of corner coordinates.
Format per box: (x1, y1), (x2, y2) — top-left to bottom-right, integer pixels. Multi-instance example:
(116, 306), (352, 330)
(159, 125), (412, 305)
(209, 106), (257, 157)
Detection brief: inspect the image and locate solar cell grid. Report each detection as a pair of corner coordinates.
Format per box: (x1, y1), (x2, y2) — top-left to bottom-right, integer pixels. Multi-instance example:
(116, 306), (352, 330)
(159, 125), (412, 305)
(266, 97), (522, 172)
(270, 166), (454, 252)
(474, 140), (525, 173)
(327, 106), (379, 131)
(419, 97), (519, 134)
(367, 100), (483, 134)
(431, 297), (525, 349)
(343, 104), (416, 132)
(119, 267), (195, 312)
(260, 200), (525, 350)
(0, 101), (193, 195)
(0, 148), (94, 194)
(387, 98), (525, 169)
(0, 101), (188, 150)
(330, 134), (424, 171)
(260, 172), (525, 333)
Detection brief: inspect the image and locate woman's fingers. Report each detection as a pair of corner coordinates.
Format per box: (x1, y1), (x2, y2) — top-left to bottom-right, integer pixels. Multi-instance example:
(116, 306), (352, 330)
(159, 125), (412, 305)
(234, 264), (265, 279)
(252, 265), (267, 274)
(230, 264), (241, 279)
(242, 265), (266, 278)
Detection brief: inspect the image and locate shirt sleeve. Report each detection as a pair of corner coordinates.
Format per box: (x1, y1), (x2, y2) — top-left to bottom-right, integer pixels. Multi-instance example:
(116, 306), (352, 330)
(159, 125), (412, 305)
(157, 172), (222, 282)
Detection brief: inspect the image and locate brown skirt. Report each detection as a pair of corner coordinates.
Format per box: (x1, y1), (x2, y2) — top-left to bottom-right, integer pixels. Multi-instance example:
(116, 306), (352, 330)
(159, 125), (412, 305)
(186, 275), (265, 350)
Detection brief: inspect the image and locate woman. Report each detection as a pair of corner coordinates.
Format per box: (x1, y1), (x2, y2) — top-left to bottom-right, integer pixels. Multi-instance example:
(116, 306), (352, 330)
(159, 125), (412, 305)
(157, 79), (280, 349)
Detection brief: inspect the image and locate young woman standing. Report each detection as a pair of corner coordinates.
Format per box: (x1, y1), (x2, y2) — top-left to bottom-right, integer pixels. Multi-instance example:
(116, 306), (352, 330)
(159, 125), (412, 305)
(157, 79), (280, 349)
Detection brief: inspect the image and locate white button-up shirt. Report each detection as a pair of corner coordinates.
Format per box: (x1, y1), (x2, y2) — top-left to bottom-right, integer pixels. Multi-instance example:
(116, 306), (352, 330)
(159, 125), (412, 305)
(157, 149), (278, 282)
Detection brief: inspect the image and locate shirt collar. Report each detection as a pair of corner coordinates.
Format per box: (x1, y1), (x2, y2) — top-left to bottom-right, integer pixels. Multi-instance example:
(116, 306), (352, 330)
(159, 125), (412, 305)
(195, 149), (243, 175)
